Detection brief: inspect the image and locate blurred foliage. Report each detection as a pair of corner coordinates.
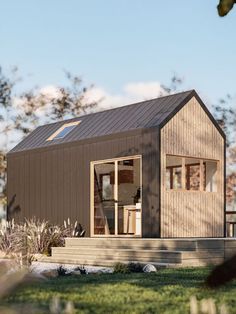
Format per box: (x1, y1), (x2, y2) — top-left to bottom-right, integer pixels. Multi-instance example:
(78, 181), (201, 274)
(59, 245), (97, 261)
(0, 261), (76, 313)
(206, 254), (236, 288)
(217, 0), (236, 16)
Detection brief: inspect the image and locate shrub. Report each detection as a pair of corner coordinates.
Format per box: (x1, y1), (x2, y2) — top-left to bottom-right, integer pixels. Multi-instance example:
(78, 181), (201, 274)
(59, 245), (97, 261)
(113, 262), (131, 274)
(113, 262), (144, 274)
(23, 219), (62, 255)
(62, 219), (85, 238)
(57, 265), (70, 276)
(0, 218), (85, 260)
(74, 265), (87, 275)
(0, 220), (22, 254)
(127, 262), (143, 273)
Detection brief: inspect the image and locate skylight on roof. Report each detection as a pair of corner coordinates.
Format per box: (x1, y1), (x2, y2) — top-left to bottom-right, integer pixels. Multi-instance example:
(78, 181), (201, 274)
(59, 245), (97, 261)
(47, 121), (81, 141)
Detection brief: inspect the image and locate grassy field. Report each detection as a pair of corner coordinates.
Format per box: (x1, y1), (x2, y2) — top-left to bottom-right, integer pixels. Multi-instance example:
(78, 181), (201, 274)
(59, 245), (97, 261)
(1, 267), (236, 314)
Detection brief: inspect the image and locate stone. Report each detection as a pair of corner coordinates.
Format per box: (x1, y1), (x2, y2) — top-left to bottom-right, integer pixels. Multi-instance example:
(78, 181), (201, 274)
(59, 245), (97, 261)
(41, 269), (58, 278)
(143, 264), (157, 273)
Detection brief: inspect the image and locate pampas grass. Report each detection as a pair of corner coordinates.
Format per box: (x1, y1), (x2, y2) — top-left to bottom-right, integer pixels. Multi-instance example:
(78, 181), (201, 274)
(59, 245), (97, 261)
(0, 218), (83, 260)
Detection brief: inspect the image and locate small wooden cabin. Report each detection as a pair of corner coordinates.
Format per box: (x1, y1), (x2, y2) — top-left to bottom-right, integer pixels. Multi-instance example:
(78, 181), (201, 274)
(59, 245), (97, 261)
(7, 90), (226, 238)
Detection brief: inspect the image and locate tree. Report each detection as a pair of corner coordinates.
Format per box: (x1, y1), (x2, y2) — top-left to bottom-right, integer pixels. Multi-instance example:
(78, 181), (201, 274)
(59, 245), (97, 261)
(0, 68), (98, 216)
(213, 95), (236, 208)
(0, 67), (20, 211)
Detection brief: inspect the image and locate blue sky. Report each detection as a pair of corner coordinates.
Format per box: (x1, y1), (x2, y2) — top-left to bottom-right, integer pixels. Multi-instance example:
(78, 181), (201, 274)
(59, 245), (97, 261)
(1, 0), (236, 105)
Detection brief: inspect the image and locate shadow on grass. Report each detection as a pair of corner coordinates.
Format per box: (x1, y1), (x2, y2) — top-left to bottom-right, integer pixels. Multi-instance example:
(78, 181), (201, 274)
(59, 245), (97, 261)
(2, 267), (236, 314)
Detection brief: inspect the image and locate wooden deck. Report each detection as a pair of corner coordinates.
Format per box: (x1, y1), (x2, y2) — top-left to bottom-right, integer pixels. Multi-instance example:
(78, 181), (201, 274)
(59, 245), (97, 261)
(42, 238), (236, 267)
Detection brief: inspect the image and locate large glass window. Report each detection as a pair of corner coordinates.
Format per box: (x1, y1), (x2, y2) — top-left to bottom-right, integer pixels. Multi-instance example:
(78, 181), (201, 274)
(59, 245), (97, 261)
(166, 155), (218, 192)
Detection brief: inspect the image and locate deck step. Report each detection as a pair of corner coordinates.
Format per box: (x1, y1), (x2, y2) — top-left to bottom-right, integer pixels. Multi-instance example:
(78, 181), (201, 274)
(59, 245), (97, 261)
(50, 255), (181, 264)
(51, 247), (182, 263)
(65, 238), (197, 251)
(46, 238), (234, 268)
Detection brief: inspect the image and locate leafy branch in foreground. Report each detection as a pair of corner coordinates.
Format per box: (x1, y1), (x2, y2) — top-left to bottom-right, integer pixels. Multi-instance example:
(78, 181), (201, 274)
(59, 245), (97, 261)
(217, 0), (236, 16)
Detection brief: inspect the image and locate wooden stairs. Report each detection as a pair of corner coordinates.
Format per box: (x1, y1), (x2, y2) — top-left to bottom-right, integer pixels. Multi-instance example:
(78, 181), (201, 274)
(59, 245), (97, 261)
(41, 238), (236, 267)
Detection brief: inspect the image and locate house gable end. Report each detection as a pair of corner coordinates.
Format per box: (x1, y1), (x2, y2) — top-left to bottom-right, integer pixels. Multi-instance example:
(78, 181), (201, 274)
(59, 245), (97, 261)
(159, 90), (225, 140)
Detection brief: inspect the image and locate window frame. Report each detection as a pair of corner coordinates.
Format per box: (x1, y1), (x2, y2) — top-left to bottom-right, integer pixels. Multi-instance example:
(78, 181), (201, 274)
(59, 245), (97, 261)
(165, 154), (218, 193)
(46, 121), (81, 141)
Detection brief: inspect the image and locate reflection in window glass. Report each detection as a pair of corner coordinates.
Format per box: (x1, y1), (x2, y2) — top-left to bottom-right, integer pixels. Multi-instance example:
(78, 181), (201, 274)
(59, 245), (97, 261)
(94, 162), (115, 235)
(185, 159), (201, 191)
(53, 125), (76, 139)
(166, 156), (182, 190)
(166, 168), (171, 190)
(173, 167), (182, 189)
(205, 161), (217, 192)
(118, 158), (141, 235)
(101, 174), (113, 200)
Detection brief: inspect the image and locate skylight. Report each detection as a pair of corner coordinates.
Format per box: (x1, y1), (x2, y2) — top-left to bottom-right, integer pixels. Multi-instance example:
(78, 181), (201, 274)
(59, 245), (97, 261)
(47, 121), (81, 141)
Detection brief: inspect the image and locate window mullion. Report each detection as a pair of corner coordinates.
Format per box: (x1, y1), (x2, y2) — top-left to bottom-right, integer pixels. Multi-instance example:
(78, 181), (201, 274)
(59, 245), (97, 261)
(200, 159), (204, 191)
(182, 157), (186, 190)
(170, 168), (173, 189)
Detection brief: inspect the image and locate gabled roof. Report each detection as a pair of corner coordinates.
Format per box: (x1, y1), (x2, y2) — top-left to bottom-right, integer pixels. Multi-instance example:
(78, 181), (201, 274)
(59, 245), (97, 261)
(8, 89), (224, 154)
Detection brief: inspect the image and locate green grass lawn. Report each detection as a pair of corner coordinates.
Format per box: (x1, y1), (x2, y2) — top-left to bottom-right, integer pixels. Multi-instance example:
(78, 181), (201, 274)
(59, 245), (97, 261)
(1, 267), (236, 314)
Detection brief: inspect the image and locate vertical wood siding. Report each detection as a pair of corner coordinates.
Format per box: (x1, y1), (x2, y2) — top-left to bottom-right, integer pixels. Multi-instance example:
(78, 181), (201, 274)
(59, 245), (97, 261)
(161, 97), (224, 237)
(7, 129), (160, 237)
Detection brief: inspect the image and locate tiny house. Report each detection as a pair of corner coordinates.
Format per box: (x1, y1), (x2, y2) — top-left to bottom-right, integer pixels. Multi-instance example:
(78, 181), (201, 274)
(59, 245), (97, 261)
(7, 90), (226, 238)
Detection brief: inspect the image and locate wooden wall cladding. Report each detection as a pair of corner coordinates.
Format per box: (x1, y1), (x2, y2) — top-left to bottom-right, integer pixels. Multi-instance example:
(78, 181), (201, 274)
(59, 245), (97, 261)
(160, 97), (224, 237)
(7, 128), (160, 237)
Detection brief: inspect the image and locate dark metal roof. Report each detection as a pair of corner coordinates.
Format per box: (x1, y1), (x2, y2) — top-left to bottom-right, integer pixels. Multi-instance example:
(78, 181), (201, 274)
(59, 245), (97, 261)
(9, 89), (222, 153)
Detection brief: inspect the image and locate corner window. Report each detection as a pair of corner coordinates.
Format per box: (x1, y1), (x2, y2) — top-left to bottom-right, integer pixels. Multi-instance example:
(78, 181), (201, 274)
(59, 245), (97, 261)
(47, 121), (80, 141)
(166, 155), (217, 192)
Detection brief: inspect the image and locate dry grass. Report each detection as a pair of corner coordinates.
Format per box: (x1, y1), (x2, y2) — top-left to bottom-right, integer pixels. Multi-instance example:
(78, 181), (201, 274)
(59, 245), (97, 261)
(0, 218), (82, 262)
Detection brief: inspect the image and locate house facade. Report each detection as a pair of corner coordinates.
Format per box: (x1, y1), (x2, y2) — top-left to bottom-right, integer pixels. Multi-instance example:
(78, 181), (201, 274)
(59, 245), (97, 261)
(7, 90), (225, 238)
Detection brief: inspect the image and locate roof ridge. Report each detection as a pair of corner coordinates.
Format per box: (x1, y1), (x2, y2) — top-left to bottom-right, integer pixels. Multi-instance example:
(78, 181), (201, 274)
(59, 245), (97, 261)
(37, 89), (195, 128)
(8, 89), (201, 154)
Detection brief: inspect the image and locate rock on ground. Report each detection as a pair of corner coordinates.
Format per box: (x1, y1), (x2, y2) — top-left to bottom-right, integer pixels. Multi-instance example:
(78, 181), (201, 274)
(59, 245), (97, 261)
(143, 264), (157, 273)
(30, 262), (113, 275)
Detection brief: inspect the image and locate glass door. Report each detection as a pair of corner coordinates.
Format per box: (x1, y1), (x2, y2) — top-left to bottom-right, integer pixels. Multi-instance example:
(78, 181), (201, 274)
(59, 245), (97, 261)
(93, 162), (116, 235)
(118, 158), (141, 235)
(92, 156), (141, 236)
